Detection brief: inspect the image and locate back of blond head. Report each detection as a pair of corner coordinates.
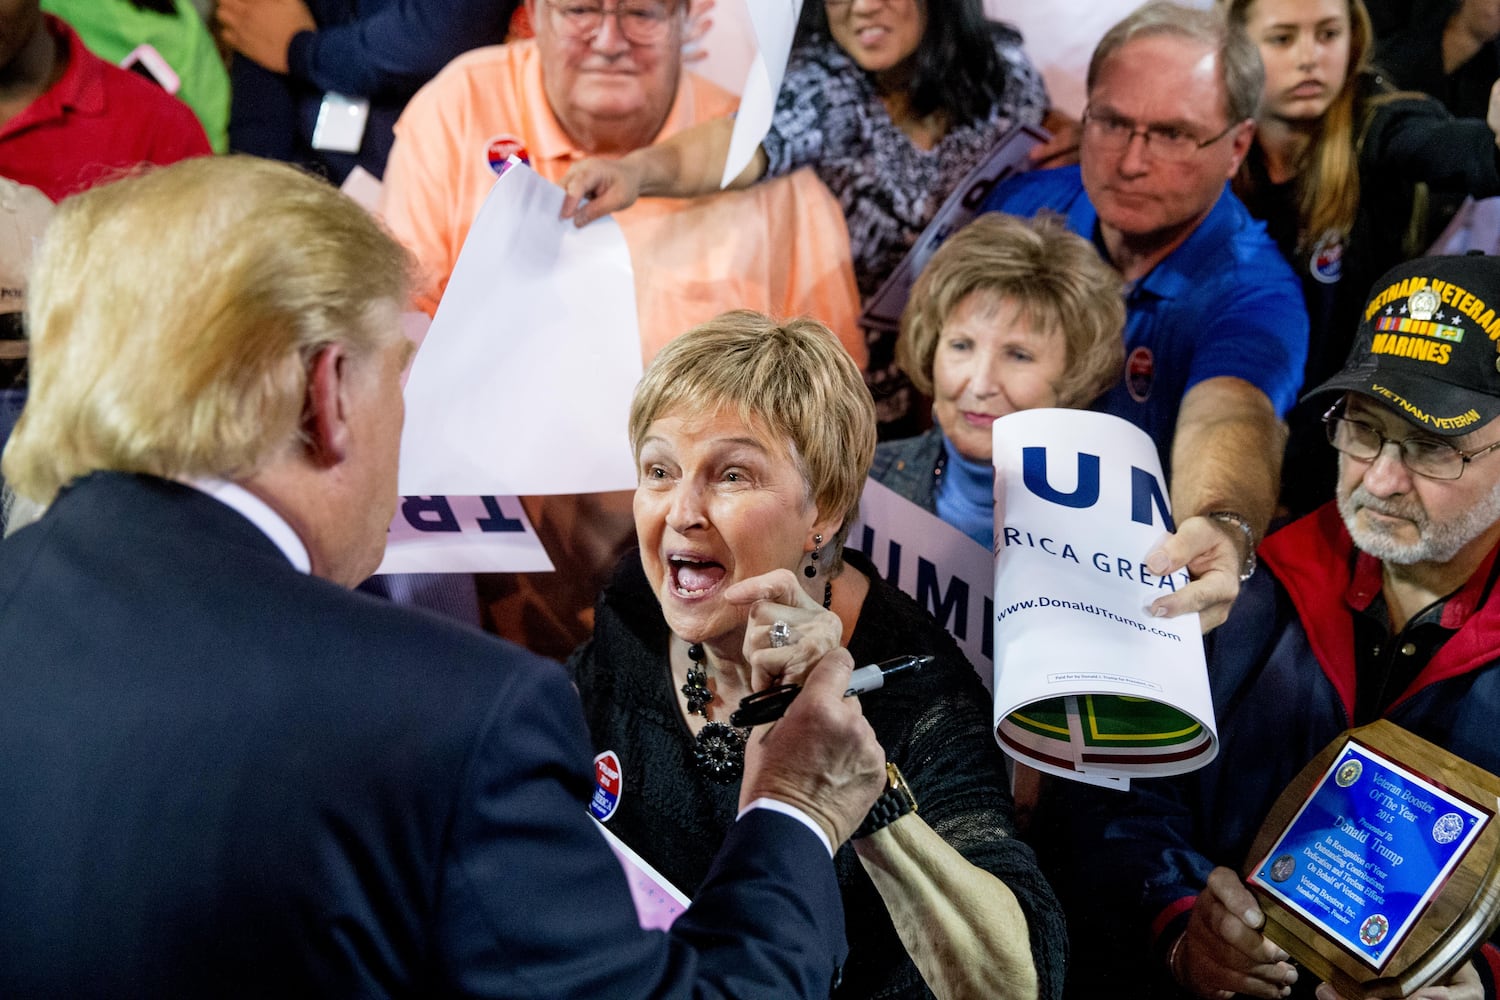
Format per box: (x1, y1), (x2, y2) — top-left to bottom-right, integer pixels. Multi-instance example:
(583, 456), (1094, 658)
(629, 311), (876, 547)
(4, 157), (410, 505)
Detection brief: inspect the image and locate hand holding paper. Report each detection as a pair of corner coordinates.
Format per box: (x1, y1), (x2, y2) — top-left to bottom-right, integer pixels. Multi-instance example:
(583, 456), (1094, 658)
(1144, 515), (1244, 631)
(559, 156), (646, 227)
(399, 160), (641, 497)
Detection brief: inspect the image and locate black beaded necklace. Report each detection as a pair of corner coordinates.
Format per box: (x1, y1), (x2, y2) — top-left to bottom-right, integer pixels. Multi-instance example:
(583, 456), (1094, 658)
(683, 642), (747, 783)
(681, 580), (833, 783)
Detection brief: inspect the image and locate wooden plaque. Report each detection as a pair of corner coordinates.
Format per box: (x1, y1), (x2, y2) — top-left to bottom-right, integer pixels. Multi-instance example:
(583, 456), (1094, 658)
(1242, 720), (1500, 997)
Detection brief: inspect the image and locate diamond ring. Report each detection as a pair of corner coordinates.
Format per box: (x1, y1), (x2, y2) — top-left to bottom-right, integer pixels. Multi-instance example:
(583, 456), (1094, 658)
(769, 621), (792, 648)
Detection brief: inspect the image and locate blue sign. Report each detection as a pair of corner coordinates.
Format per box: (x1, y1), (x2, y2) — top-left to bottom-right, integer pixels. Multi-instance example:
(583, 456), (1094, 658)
(1249, 741), (1489, 969)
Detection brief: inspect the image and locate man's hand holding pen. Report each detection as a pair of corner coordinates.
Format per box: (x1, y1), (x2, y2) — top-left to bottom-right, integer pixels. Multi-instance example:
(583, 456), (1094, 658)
(732, 655), (934, 728)
(739, 648), (888, 848)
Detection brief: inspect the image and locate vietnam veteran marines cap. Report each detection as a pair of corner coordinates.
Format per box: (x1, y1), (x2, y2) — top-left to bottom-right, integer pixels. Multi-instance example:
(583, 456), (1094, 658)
(1308, 254), (1500, 436)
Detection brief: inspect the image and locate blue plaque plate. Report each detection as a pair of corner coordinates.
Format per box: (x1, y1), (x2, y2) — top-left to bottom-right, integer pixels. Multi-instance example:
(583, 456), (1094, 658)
(1248, 740), (1490, 970)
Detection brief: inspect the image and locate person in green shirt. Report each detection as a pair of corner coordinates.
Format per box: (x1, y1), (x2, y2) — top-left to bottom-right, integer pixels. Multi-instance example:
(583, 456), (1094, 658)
(42, 0), (228, 152)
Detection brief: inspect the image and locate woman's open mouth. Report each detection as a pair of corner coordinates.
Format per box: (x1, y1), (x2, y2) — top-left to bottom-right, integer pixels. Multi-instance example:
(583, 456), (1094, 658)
(669, 555), (726, 599)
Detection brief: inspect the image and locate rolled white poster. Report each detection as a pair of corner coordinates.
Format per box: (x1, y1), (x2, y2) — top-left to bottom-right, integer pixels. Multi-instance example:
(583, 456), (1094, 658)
(991, 408), (1218, 788)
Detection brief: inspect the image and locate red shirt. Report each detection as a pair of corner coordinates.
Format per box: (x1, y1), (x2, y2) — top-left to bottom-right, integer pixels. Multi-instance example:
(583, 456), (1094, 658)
(0, 16), (210, 201)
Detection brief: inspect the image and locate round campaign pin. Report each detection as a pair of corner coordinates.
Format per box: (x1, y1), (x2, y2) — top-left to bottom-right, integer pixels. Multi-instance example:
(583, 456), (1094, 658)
(590, 750), (623, 822)
(1126, 345), (1154, 403)
(485, 134), (531, 177)
(1309, 231), (1344, 285)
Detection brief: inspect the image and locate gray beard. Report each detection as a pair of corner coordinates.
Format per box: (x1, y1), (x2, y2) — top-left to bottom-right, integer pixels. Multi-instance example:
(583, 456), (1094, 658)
(1337, 477), (1500, 565)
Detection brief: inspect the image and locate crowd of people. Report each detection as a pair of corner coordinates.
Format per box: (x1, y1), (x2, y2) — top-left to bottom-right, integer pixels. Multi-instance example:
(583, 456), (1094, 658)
(7, 0), (1500, 998)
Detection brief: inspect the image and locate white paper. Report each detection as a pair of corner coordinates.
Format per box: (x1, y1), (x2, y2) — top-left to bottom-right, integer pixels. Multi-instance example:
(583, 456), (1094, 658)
(339, 166), (384, 215)
(398, 161), (642, 496)
(593, 819), (690, 930)
(1428, 196), (1500, 256)
(849, 479), (996, 690)
(859, 125), (1045, 333)
(721, 0), (803, 187)
(990, 409), (1217, 787)
(376, 494), (553, 575)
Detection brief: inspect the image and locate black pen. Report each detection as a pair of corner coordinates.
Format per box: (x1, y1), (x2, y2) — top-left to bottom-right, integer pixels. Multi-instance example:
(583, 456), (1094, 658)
(729, 654), (933, 728)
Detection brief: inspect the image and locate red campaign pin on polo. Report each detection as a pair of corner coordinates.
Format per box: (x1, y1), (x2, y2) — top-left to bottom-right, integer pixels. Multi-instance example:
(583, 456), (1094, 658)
(1126, 345), (1154, 403)
(590, 750), (623, 822)
(484, 134), (531, 177)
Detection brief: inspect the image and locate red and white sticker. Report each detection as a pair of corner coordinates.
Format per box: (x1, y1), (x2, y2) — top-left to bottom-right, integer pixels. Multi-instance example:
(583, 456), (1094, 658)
(590, 750), (623, 822)
(485, 133), (531, 177)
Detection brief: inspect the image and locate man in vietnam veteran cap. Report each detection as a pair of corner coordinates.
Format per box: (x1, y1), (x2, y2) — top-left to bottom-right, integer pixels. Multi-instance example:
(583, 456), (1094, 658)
(1042, 253), (1500, 1000)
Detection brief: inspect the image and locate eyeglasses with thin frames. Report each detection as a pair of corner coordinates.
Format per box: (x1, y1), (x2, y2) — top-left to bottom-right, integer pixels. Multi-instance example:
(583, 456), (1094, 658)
(1081, 106), (1240, 163)
(1322, 402), (1500, 481)
(545, 0), (674, 45)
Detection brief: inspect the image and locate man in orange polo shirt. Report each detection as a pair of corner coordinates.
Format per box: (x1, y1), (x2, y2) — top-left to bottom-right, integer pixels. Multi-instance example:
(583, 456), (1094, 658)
(380, 0), (864, 366)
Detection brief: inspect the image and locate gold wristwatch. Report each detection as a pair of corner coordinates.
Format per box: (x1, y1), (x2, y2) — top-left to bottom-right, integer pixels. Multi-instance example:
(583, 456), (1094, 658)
(852, 762), (918, 839)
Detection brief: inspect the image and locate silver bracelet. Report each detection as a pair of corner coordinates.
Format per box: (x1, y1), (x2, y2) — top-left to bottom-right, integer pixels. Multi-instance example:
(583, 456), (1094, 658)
(1166, 931), (1189, 987)
(1206, 510), (1257, 581)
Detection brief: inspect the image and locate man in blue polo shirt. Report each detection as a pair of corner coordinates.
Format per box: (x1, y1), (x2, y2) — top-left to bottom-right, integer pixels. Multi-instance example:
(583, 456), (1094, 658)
(984, 1), (1308, 628)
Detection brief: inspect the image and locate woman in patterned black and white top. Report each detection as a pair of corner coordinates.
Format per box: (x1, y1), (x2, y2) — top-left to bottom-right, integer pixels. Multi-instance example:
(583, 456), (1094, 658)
(562, 0), (1050, 434)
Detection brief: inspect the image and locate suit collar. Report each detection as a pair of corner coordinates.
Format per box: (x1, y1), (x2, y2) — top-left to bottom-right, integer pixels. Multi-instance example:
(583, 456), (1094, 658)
(186, 479), (311, 574)
(52, 472), (294, 569)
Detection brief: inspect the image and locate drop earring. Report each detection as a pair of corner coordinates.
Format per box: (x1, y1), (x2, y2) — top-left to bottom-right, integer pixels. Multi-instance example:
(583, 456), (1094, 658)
(804, 533), (823, 579)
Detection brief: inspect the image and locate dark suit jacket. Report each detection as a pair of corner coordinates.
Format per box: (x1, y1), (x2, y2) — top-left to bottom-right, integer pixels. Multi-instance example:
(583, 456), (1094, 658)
(0, 472), (844, 998)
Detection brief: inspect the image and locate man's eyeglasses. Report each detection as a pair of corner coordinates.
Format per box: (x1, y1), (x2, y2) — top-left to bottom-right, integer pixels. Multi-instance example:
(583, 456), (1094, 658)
(1322, 402), (1500, 481)
(1081, 107), (1240, 163)
(546, 0), (674, 45)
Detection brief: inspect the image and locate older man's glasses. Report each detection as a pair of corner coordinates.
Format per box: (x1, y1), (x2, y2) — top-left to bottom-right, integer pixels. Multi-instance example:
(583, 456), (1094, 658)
(547, 0), (674, 44)
(1082, 107), (1239, 163)
(1323, 403), (1500, 480)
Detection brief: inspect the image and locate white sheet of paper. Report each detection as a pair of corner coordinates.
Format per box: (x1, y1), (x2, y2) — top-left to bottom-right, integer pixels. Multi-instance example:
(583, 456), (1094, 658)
(594, 819), (690, 930)
(398, 161), (642, 496)
(376, 495), (554, 574)
(990, 409), (1216, 787)
(849, 479), (996, 691)
(721, 0), (803, 187)
(339, 166), (383, 215)
(1429, 196), (1500, 256)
